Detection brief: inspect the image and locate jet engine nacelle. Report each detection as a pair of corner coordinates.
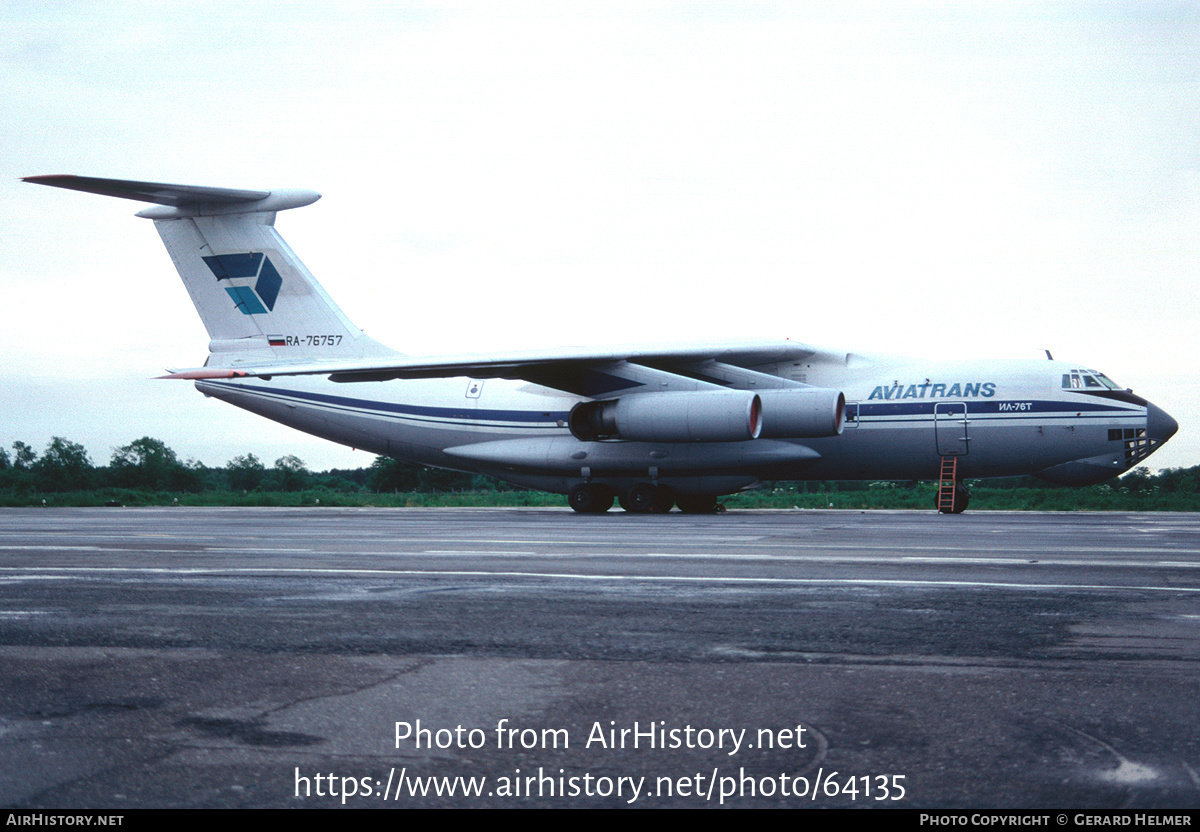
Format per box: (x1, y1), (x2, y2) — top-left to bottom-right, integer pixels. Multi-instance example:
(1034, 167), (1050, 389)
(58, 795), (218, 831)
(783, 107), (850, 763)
(569, 391), (763, 443)
(757, 388), (846, 438)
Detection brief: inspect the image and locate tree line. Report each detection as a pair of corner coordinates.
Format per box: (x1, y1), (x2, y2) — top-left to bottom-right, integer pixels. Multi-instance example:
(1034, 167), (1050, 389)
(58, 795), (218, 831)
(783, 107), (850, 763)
(2, 435), (1199, 508)
(0, 436), (502, 497)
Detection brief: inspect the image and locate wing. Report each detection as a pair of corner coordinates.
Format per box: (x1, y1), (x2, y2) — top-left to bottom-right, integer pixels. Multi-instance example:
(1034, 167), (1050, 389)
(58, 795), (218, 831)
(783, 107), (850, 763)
(163, 338), (834, 397)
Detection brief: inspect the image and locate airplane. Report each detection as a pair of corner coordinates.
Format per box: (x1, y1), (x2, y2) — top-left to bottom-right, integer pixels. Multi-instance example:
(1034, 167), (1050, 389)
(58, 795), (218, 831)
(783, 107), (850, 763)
(24, 175), (1179, 514)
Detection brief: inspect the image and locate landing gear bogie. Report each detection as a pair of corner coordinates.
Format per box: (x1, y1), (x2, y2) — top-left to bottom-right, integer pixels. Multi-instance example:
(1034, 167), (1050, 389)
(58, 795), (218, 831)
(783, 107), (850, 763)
(568, 482), (725, 515)
(619, 483), (675, 513)
(676, 494), (720, 514)
(568, 483), (614, 513)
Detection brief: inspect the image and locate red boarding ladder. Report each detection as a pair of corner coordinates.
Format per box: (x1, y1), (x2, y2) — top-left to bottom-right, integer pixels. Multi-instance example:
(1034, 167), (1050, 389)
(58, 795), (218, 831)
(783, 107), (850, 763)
(937, 455), (958, 514)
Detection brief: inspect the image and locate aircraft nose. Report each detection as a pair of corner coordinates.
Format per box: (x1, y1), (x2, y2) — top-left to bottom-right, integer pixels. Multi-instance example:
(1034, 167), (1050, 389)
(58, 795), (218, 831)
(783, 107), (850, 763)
(1147, 401), (1179, 445)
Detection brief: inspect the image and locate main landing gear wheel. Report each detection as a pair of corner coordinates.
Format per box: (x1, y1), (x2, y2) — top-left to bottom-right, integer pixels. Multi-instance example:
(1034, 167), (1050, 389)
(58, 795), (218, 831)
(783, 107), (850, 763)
(935, 484), (971, 514)
(619, 483), (675, 513)
(568, 483), (613, 513)
(676, 494), (719, 514)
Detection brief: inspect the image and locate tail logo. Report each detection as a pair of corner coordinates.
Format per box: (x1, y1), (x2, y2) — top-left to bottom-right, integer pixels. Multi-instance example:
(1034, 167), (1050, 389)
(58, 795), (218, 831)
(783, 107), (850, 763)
(203, 252), (282, 315)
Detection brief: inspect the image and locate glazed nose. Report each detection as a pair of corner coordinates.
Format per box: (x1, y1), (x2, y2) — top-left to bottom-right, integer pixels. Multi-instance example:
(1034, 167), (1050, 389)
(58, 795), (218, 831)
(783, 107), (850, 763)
(1147, 402), (1179, 444)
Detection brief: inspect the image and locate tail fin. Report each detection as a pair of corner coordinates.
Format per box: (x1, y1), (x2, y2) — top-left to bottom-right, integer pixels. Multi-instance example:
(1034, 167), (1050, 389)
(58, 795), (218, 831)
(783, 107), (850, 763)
(24, 175), (396, 368)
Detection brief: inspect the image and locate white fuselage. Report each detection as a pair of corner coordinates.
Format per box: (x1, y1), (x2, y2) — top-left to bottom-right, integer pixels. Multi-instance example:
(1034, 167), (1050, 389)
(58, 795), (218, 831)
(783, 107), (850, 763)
(196, 352), (1170, 496)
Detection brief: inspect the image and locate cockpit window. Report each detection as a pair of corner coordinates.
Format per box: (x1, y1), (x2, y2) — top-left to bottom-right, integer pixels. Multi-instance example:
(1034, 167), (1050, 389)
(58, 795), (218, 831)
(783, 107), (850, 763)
(1062, 369), (1124, 391)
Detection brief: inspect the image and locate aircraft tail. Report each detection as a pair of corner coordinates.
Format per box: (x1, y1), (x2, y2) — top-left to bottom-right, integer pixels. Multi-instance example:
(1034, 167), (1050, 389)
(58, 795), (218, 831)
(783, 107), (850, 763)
(24, 175), (396, 369)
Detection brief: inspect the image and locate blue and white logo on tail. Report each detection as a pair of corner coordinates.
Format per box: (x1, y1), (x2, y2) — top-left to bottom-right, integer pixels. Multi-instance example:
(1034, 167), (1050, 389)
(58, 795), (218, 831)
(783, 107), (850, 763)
(203, 252), (282, 315)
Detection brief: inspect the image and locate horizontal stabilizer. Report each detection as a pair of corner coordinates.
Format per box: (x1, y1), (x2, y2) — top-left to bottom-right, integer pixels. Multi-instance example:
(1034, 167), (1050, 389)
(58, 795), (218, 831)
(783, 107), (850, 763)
(23, 175), (270, 206)
(158, 368), (251, 380)
(23, 175), (320, 219)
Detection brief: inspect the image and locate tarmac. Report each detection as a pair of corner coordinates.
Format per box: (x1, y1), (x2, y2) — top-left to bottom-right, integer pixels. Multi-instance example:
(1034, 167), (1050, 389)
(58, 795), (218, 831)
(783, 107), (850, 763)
(1, 507), (1198, 808)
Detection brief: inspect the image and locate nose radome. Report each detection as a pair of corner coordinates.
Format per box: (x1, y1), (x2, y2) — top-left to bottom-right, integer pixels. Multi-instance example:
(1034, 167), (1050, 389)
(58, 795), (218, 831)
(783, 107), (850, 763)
(1147, 402), (1179, 444)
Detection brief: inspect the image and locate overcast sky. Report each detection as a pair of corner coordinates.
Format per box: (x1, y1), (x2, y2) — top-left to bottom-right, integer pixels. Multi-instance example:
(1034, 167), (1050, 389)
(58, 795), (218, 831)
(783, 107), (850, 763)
(2, 1), (1197, 473)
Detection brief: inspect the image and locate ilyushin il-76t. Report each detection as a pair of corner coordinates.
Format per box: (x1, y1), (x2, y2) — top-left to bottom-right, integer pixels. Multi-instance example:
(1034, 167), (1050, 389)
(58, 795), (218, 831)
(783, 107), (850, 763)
(25, 175), (1178, 514)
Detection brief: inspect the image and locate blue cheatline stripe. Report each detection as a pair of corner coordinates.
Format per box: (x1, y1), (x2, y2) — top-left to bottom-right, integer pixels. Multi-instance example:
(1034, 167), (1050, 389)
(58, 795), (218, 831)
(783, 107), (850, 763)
(203, 381), (571, 424)
(859, 399), (1134, 418)
(204, 380), (1141, 429)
